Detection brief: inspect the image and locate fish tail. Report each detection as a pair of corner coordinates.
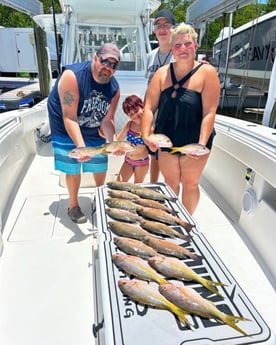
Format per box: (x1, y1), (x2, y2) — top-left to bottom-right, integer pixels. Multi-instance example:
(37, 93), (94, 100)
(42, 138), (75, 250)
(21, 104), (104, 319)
(171, 305), (193, 328)
(222, 314), (250, 336)
(177, 219), (194, 232)
(169, 197), (178, 202)
(155, 275), (168, 285)
(200, 278), (226, 298)
(100, 143), (109, 154)
(178, 233), (192, 242)
(170, 209), (179, 216)
(190, 252), (202, 260)
(169, 147), (182, 155)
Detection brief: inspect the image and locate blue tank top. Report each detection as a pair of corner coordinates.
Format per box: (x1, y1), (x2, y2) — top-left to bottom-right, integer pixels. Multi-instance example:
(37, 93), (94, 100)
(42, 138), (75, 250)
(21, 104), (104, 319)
(47, 60), (119, 140)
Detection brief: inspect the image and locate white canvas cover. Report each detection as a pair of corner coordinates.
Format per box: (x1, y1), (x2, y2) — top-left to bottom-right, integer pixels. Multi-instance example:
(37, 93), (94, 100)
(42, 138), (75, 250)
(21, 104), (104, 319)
(186, 0), (255, 26)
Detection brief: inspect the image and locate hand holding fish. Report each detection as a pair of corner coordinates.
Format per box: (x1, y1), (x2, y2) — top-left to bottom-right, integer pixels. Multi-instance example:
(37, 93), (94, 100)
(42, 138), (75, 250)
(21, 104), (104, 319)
(142, 136), (159, 153)
(169, 143), (210, 158)
(142, 133), (173, 152)
(69, 146), (93, 162)
(68, 141), (136, 160)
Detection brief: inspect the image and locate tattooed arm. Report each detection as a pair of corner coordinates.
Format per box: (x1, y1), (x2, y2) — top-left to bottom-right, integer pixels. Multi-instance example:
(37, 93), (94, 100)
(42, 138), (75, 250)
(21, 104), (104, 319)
(58, 69), (85, 148)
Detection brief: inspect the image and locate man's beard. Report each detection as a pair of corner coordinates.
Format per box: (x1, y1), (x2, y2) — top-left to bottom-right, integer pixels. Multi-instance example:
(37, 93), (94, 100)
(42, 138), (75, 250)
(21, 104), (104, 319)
(97, 69), (112, 84)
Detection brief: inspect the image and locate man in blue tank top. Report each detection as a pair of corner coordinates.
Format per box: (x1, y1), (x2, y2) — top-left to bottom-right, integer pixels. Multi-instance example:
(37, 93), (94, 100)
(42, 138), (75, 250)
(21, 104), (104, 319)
(47, 43), (121, 223)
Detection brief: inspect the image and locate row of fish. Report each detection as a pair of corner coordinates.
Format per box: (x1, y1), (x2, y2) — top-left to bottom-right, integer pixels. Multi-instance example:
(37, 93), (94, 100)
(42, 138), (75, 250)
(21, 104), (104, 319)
(118, 279), (249, 335)
(112, 247), (250, 335)
(112, 252), (225, 297)
(68, 134), (210, 159)
(113, 234), (198, 260)
(68, 134), (171, 159)
(103, 180), (250, 336)
(106, 180), (177, 202)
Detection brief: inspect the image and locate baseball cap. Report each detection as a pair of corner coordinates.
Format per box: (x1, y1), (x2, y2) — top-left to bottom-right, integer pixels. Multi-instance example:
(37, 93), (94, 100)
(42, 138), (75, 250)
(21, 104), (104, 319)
(154, 9), (175, 25)
(97, 43), (120, 62)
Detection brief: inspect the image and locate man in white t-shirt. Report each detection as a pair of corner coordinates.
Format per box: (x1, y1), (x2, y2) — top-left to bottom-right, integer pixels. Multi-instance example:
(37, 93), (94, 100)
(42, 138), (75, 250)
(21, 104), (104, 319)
(145, 9), (175, 182)
(146, 9), (175, 84)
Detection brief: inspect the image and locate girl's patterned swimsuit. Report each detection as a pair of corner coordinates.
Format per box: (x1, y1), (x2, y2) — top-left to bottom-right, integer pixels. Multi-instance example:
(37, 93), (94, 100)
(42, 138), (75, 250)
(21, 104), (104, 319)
(126, 127), (144, 145)
(125, 127), (149, 168)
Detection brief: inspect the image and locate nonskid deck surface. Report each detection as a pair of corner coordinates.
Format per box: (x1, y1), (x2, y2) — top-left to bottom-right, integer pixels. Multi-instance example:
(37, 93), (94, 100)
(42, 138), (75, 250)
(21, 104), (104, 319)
(0, 143), (97, 345)
(0, 144), (275, 345)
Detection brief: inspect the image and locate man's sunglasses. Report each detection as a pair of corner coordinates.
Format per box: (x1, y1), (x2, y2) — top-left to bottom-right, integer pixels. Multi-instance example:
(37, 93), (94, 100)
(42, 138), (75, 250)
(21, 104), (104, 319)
(99, 56), (118, 70)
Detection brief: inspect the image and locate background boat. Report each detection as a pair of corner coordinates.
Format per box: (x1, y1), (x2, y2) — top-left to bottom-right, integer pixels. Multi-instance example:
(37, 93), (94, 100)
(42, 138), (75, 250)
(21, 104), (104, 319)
(213, 10), (276, 92)
(188, 0), (276, 126)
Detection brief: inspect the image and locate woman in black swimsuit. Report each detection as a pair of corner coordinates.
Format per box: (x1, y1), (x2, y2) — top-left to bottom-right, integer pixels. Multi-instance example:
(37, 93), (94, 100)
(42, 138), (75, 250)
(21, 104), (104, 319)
(142, 23), (220, 214)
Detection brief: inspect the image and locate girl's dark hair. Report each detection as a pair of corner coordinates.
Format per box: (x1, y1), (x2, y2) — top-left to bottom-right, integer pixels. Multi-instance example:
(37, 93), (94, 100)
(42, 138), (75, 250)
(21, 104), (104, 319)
(122, 95), (144, 115)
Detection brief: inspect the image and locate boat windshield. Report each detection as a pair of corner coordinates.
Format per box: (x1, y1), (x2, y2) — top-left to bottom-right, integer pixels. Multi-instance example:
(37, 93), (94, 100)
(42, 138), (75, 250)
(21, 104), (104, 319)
(73, 25), (144, 71)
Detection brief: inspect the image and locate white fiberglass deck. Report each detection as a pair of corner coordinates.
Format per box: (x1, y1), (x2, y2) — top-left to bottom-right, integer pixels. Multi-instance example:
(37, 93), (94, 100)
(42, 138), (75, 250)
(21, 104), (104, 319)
(0, 143), (275, 345)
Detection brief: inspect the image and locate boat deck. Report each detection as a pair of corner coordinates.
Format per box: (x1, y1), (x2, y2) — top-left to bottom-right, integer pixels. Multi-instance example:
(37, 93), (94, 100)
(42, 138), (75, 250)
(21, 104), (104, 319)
(0, 142), (275, 345)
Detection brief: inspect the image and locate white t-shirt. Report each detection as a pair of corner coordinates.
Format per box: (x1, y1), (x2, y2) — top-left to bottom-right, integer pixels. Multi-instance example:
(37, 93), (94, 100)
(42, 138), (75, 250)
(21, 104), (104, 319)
(145, 47), (174, 84)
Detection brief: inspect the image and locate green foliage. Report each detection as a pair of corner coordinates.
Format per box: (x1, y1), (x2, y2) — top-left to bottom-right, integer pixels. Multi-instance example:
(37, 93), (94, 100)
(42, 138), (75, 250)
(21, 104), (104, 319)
(153, 0), (190, 24)
(0, 0), (61, 28)
(266, 0), (276, 12)
(0, 4), (32, 27)
(0, 0), (273, 49)
(167, 1), (272, 50)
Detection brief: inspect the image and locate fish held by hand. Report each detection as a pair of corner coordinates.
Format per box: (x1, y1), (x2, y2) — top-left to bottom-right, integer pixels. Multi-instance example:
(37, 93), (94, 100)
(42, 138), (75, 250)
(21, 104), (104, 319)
(103, 141), (136, 154)
(169, 143), (210, 156)
(68, 146), (104, 159)
(68, 141), (135, 159)
(148, 134), (173, 148)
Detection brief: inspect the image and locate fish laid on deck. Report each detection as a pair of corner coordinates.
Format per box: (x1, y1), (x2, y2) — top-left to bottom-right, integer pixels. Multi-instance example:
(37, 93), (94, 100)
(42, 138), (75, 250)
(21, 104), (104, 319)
(134, 198), (177, 214)
(140, 220), (190, 242)
(137, 206), (193, 231)
(107, 181), (176, 202)
(108, 221), (150, 240)
(143, 236), (200, 260)
(148, 256), (225, 297)
(169, 143), (210, 156)
(114, 236), (158, 259)
(68, 141), (135, 159)
(106, 208), (142, 223)
(107, 180), (142, 191)
(118, 279), (191, 327)
(131, 187), (177, 202)
(105, 197), (139, 213)
(112, 253), (167, 284)
(107, 189), (140, 200)
(159, 283), (250, 336)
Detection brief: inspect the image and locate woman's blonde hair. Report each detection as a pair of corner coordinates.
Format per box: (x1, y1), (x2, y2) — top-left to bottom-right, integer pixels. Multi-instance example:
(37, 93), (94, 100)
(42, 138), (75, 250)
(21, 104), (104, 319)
(170, 22), (198, 44)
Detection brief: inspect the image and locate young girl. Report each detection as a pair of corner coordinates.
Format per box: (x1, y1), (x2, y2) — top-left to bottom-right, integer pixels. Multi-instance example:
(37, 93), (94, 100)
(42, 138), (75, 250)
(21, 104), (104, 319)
(116, 95), (150, 183)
